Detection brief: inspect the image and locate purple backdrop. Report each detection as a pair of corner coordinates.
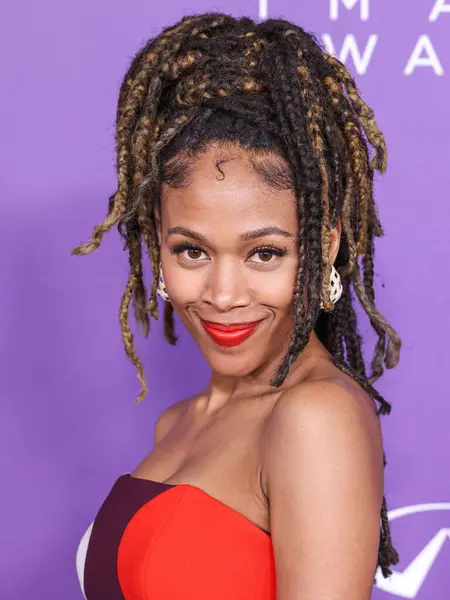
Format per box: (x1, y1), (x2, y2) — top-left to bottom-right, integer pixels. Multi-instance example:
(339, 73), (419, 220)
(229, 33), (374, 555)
(2, 1), (449, 598)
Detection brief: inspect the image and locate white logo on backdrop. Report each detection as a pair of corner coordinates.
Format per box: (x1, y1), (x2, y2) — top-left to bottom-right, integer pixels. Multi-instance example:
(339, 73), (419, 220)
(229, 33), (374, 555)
(258, 0), (448, 76)
(429, 0), (450, 21)
(329, 0), (370, 20)
(374, 503), (450, 598)
(322, 33), (377, 75)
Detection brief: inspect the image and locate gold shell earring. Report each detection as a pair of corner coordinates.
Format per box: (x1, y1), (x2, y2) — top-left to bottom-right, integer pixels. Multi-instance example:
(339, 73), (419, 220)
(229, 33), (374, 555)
(156, 263), (170, 302)
(320, 265), (343, 309)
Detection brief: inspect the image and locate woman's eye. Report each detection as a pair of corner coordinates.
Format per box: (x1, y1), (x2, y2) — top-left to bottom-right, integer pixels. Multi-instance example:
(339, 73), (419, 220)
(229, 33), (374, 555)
(250, 247), (286, 264)
(186, 247), (203, 260)
(256, 250), (275, 262)
(170, 244), (207, 261)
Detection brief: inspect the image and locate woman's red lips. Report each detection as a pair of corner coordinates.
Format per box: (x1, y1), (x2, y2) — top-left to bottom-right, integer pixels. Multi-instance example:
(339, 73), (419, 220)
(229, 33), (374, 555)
(200, 320), (263, 347)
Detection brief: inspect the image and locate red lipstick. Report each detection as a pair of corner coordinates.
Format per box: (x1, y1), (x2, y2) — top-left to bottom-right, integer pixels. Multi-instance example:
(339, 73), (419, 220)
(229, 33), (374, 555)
(201, 320), (262, 347)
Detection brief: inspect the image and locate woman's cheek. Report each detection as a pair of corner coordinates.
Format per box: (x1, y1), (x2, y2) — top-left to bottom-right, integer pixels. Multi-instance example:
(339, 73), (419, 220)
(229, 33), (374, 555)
(250, 264), (297, 307)
(165, 267), (203, 304)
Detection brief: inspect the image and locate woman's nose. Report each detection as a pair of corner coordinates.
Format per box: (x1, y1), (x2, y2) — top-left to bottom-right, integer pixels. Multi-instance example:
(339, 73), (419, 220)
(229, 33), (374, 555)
(202, 261), (250, 312)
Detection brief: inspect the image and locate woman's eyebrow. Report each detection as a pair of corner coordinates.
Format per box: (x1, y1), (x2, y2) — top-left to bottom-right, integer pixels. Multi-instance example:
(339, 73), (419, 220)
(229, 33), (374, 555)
(239, 227), (293, 241)
(167, 227), (208, 242)
(167, 226), (293, 243)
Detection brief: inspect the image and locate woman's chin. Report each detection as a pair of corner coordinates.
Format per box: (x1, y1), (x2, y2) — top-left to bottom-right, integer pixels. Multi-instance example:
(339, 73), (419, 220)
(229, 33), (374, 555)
(203, 350), (263, 379)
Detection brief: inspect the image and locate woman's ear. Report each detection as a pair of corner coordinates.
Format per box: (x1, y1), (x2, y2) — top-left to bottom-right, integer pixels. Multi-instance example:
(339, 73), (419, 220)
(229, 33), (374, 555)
(329, 216), (342, 264)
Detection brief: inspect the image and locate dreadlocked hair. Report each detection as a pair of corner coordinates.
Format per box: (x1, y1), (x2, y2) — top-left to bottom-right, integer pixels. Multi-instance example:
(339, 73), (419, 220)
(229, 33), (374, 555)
(72, 12), (401, 577)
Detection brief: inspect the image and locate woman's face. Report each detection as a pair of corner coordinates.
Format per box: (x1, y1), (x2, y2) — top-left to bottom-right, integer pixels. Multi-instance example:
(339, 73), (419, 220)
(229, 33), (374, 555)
(157, 143), (300, 379)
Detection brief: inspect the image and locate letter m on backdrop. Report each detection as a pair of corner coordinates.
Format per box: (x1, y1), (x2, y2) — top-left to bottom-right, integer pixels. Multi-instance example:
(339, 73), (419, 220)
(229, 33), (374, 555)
(330, 0), (370, 20)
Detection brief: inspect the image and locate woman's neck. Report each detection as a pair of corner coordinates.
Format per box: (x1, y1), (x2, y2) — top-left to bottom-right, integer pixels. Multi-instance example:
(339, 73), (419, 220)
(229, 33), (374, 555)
(198, 331), (330, 417)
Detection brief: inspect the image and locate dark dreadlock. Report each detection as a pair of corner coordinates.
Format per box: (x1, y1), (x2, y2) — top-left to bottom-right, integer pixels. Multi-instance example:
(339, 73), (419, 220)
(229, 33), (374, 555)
(72, 12), (401, 577)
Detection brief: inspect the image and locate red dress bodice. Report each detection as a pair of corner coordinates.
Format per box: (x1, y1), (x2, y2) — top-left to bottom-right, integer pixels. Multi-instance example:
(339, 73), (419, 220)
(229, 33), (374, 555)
(76, 474), (276, 600)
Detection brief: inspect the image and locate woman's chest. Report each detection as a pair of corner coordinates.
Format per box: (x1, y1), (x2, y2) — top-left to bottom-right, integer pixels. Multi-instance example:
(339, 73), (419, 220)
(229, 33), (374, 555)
(77, 398), (278, 600)
(131, 396), (276, 528)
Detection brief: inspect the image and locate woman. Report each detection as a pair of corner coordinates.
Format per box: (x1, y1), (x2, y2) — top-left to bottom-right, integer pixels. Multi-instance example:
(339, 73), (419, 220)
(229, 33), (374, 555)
(73, 12), (401, 600)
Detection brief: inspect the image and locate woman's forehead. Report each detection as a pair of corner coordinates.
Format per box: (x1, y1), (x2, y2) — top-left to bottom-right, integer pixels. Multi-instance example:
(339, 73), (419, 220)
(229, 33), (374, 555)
(160, 144), (297, 224)
(161, 178), (297, 235)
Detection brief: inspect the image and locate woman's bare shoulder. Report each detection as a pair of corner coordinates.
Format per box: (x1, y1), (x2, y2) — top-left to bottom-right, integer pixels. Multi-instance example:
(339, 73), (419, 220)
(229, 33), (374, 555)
(153, 395), (197, 445)
(275, 370), (380, 436)
(260, 373), (384, 599)
(284, 360), (379, 417)
(260, 367), (382, 494)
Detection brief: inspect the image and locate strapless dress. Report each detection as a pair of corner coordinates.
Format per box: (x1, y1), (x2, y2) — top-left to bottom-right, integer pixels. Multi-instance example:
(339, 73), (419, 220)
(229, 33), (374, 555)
(76, 474), (276, 599)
